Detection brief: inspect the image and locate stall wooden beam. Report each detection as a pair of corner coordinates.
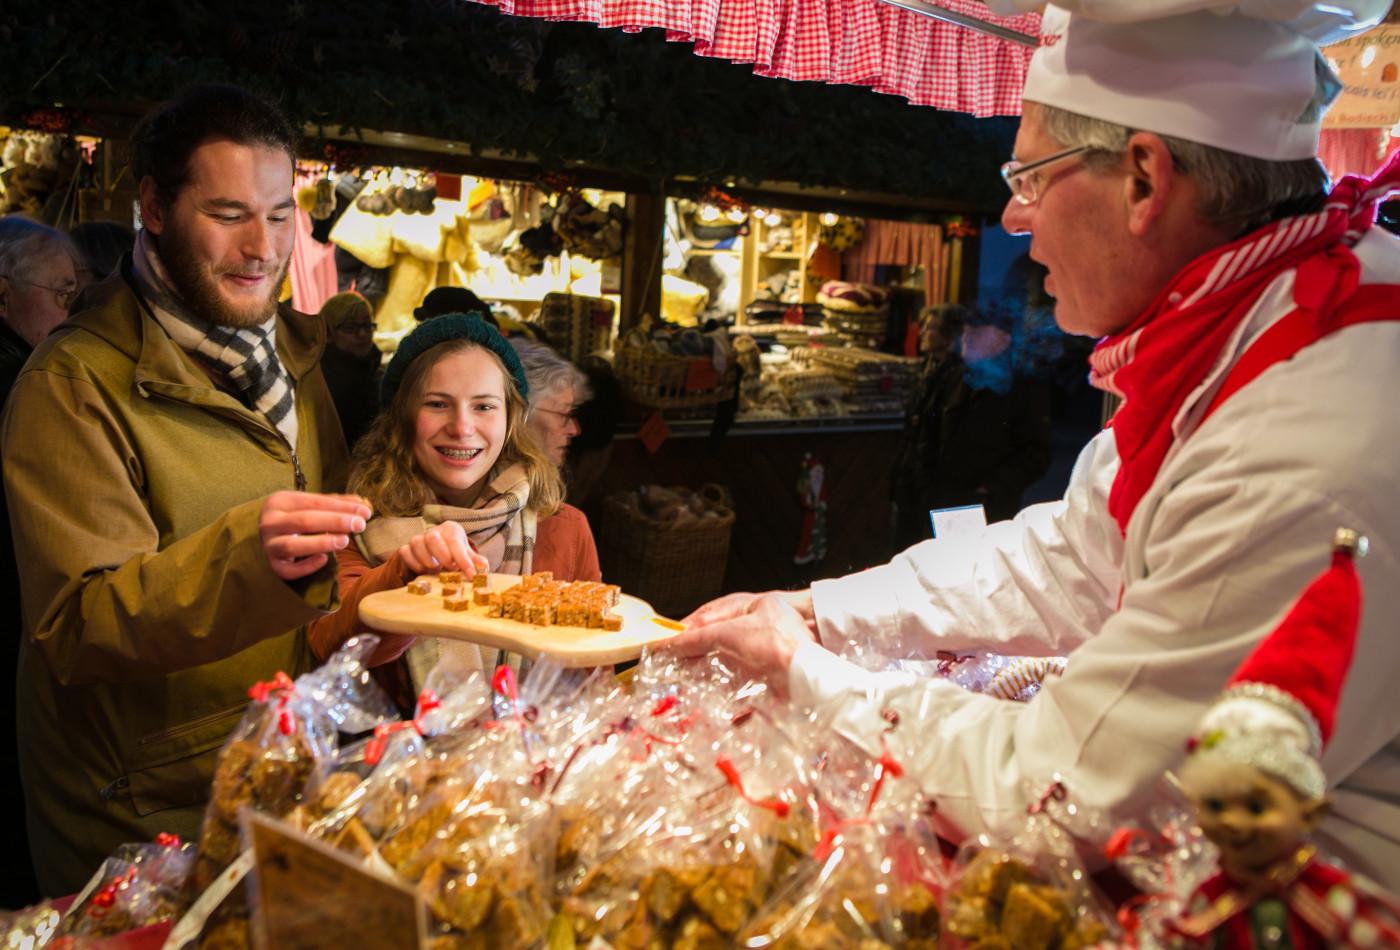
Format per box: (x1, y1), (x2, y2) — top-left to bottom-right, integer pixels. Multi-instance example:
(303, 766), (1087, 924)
(620, 191), (665, 337)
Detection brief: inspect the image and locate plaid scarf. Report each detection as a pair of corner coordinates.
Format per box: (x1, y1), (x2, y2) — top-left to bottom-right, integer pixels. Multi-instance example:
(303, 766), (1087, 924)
(130, 229), (299, 448)
(356, 463), (537, 689)
(1089, 150), (1400, 536)
(356, 462), (537, 573)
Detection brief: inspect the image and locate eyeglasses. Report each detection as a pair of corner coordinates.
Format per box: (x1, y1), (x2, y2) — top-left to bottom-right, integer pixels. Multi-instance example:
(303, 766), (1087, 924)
(335, 322), (376, 335)
(534, 406), (579, 426)
(1001, 145), (1093, 206)
(2, 275), (78, 309)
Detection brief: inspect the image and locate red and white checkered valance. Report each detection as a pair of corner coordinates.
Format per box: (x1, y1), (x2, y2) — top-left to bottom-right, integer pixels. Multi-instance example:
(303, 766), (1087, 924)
(467, 0), (1039, 117)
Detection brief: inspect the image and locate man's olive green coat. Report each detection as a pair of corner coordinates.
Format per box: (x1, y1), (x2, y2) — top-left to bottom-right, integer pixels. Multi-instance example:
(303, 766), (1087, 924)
(2, 264), (348, 894)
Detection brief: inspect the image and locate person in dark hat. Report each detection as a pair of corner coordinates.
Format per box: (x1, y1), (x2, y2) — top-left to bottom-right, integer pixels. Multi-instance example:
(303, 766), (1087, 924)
(318, 291), (381, 449)
(414, 285), (495, 326)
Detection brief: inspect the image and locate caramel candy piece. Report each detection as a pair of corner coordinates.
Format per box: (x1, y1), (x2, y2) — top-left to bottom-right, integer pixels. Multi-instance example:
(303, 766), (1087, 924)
(471, 572), (488, 589)
(439, 570), (464, 586)
(898, 882), (941, 940)
(602, 613), (623, 632)
(440, 584), (461, 598)
(443, 592), (473, 612)
(1000, 883), (1069, 950)
(690, 871), (747, 934)
(473, 588), (492, 606)
(642, 868), (689, 923)
(407, 577), (433, 595)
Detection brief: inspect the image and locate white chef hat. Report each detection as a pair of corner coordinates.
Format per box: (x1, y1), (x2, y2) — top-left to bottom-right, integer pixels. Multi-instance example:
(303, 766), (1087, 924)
(993, 1), (1393, 161)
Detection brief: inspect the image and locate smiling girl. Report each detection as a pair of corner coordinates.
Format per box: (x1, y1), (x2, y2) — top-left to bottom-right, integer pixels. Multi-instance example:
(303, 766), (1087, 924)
(307, 313), (590, 685)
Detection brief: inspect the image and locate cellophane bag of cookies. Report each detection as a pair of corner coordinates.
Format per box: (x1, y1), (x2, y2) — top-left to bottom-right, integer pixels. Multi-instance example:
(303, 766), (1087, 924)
(0, 901), (64, 948)
(549, 654), (821, 949)
(301, 666), (493, 869)
(60, 833), (195, 940)
(738, 722), (947, 950)
(170, 636), (398, 950)
(192, 634), (397, 888)
(371, 660), (615, 949)
(942, 779), (1118, 950)
(1099, 792), (1219, 948)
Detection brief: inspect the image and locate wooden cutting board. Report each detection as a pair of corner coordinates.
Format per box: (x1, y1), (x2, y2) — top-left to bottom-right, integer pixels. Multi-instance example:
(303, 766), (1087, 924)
(357, 573), (685, 668)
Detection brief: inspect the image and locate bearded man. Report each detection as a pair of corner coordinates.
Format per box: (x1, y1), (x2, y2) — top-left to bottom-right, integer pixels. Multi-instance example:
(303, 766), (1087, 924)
(1, 84), (371, 894)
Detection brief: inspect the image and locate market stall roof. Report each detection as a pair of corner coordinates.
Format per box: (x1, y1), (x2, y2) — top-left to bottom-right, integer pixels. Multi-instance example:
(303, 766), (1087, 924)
(4, 0), (1021, 207)
(466, 0), (1040, 117)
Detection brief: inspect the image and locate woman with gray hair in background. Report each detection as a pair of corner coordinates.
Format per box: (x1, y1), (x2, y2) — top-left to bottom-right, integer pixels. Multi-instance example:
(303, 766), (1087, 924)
(510, 337), (601, 582)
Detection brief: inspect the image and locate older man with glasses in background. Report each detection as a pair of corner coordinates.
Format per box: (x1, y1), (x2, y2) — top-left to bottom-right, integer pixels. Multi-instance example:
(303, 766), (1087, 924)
(0, 221), (79, 401)
(669, 0), (1400, 889)
(0, 217), (78, 904)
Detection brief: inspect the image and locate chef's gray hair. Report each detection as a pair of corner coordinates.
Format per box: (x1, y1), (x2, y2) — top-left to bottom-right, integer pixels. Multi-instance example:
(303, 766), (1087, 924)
(1035, 104), (1329, 237)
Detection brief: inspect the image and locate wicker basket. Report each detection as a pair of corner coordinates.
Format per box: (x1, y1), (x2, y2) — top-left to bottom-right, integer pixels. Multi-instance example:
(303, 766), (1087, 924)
(614, 331), (738, 410)
(535, 293), (615, 364)
(598, 485), (735, 617)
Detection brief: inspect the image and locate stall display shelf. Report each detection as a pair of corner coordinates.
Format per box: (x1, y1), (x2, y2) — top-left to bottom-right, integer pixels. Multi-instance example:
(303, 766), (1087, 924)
(739, 211), (818, 317)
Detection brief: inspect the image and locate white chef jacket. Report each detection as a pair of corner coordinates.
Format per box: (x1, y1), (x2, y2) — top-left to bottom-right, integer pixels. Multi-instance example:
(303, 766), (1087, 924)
(800, 227), (1400, 890)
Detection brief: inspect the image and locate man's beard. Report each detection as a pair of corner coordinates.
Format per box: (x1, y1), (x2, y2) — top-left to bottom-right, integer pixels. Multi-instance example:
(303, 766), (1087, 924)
(159, 225), (288, 329)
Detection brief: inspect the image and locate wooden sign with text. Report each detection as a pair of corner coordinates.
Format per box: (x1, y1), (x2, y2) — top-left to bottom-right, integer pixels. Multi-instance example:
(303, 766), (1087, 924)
(1324, 26), (1400, 129)
(244, 811), (425, 950)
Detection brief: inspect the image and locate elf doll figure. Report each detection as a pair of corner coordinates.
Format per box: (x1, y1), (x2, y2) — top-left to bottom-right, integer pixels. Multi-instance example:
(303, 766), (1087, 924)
(1170, 529), (1400, 949)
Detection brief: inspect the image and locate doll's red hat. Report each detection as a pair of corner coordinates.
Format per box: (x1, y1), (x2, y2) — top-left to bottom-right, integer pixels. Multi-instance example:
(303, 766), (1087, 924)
(1187, 528), (1365, 799)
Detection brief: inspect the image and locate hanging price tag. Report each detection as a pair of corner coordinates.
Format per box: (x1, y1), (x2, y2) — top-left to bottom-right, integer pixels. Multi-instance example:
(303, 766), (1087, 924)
(685, 358), (720, 391)
(638, 411), (671, 455)
(434, 173), (462, 202)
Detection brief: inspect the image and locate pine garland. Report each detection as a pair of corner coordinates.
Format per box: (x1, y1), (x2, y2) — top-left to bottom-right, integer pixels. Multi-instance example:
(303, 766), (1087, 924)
(2, 0), (1017, 208)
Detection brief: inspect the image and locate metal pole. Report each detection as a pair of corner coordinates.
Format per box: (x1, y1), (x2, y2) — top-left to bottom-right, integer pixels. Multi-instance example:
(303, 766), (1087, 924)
(877, 0), (1039, 47)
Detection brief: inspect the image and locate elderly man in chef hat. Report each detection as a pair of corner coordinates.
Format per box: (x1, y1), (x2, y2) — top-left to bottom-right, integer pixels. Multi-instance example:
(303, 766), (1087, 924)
(669, 1), (1400, 889)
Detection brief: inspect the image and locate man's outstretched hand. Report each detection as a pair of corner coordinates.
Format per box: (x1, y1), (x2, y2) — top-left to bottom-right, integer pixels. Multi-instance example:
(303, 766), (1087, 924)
(664, 589), (819, 689)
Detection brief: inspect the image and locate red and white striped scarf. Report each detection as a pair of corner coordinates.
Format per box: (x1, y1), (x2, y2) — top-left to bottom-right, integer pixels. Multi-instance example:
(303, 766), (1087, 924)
(1089, 151), (1400, 536)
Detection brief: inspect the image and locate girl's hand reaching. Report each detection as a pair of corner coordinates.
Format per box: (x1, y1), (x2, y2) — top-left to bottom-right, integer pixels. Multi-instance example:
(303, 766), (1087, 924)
(399, 521), (490, 576)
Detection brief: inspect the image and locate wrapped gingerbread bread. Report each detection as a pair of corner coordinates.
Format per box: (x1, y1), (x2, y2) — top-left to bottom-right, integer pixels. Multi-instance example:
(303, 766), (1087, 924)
(942, 779), (1116, 950)
(170, 637), (397, 950)
(739, 721), (945, 950)
(374, 662), (617, 948)
(59, 833), (195, 940)
(302, 668), (494, 865)
(191, 635), (397, 889)
(0, 902), (64, 949)
(550, 661), (819, 948)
